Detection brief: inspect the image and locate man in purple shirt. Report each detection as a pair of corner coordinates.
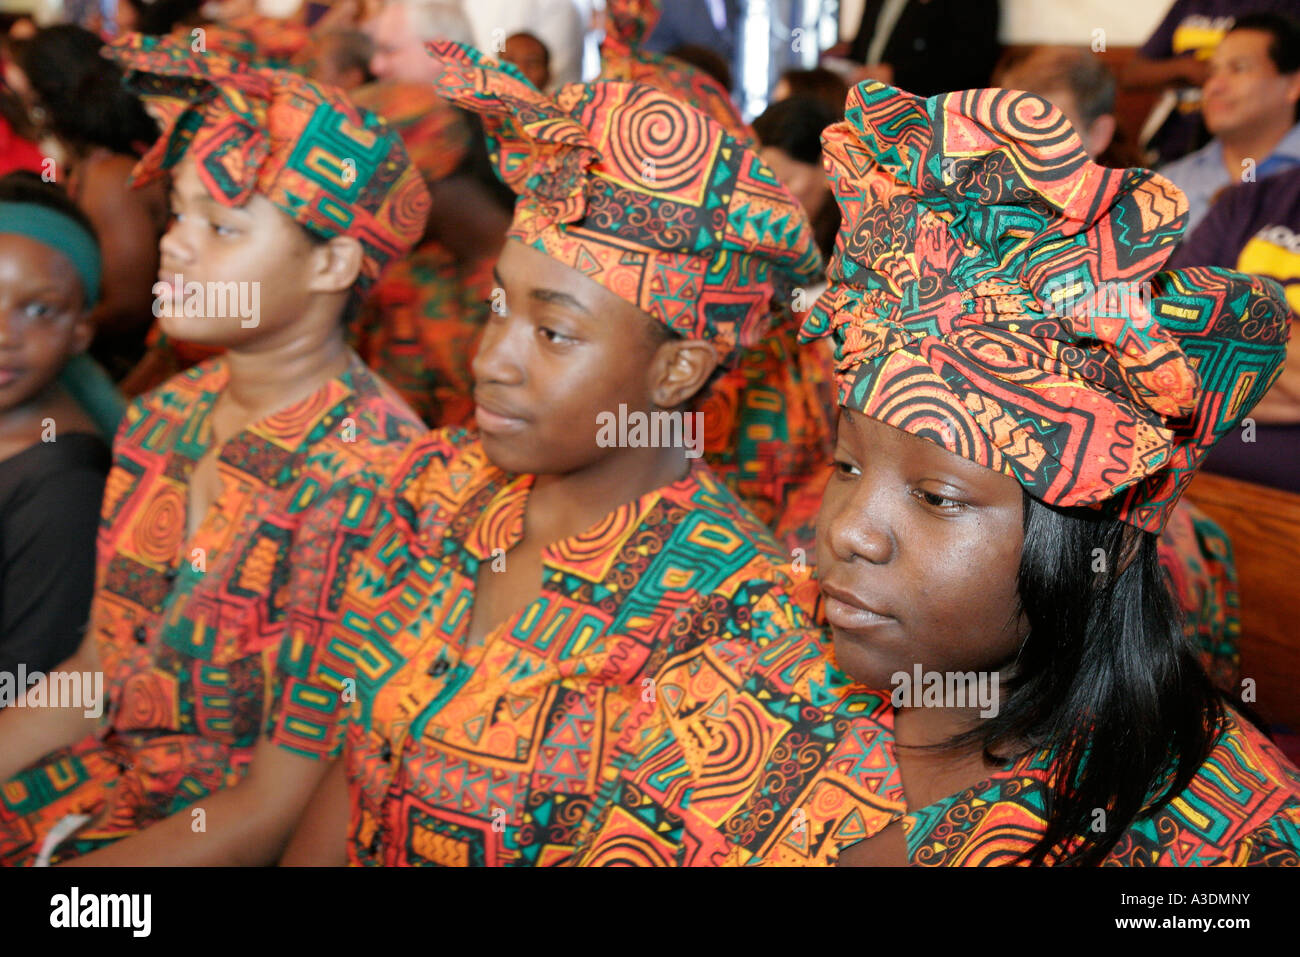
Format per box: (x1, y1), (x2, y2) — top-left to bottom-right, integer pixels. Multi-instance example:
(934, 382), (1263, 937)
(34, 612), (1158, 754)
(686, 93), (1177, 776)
(1159, 12), (1300, 233)
(1170, 165), (1300, 492)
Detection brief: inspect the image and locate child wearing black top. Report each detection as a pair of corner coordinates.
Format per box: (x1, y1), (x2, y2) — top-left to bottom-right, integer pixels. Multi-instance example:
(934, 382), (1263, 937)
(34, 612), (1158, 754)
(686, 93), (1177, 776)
(0, 173), (108, 681)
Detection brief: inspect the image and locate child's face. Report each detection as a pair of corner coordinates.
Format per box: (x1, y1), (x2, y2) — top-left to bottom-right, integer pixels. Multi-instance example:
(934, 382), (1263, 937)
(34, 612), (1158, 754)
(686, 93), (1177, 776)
(156, 155), (323, 347)
(816, 408), (1029, 689)
(0, 234), (92, 413)
(472, 239), (670, 476)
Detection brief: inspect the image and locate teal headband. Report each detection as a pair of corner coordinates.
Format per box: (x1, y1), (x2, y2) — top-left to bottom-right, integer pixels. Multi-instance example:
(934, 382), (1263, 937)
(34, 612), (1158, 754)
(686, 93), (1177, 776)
(0, 202), (101, 307)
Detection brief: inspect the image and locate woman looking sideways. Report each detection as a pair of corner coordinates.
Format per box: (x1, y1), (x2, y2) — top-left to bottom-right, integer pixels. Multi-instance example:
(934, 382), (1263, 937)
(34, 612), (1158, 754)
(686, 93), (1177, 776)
(566, 82), (1300, 867)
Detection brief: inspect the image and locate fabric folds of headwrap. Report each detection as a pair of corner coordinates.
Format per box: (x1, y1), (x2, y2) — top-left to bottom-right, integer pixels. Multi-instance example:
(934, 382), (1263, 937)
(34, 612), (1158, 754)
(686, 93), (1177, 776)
(423, 41), (822, 367)
(600, 0), (754, 147)
(102, 32), (430, 297)
(349, 82), (473, 185)
(802, 81), (1291, 531)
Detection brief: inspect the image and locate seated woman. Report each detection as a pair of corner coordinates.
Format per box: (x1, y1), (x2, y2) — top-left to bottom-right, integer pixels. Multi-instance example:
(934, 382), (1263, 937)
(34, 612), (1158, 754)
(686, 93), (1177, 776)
(280, 42), (823, 867)
(0, 33), (430, 865)
(0, 172), (109, 682)
(566, 83), (1300, 867)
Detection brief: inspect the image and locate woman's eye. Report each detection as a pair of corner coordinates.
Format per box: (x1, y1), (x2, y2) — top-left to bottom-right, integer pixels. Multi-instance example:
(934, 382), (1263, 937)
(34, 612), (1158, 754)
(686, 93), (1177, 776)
(834, 460), (861, 477)
(915, 489), (965, 510)
(23, 301), (53, 320)
(212, 223), (240, 237)
(539, 326), (574, 345)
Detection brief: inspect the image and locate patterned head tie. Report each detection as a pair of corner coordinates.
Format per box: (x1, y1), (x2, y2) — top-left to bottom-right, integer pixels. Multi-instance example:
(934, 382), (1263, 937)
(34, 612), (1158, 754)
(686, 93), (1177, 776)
(802, 81), (1291, 532)
(422, 41), (823, 368)
(102, 32), (431, 297)
(600, 0), (754, 147)
(349, 81), (473, 186)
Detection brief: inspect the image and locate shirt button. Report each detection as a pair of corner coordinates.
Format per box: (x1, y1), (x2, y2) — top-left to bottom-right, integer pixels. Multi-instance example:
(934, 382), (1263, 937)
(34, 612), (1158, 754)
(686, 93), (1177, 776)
(427, 659), (449, 678)
(380, 743), (392, 763)
(133, 625), (149, 645)
(163, 567), (178, 583)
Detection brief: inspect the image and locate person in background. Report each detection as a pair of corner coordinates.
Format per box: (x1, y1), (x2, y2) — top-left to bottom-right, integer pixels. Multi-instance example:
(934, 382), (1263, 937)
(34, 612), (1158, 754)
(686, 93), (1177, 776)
(664, 42), (731, 93)
(349, 81), (511, 427)
(115, 0), (204, 36)
(1169, 165), (1300, 493)
(461, 0), (584, 86)
(4, 26), (167, 383)
(364, 0), (474, 83)
(294, 28), (375, 90)
(599, 0), (752, 145)
(837, 0), (1001, 97)
(997, 46), (1120, 163)
(644, 0), (739, 85)
(1123, 0), (1297, 167)
(771, 66), (849, 119)
(0, 172), (109, 683)
(501, 31), (551, 92)
(752, 96), (838, 261)
(0, 85), (41, 179)
(1159, 12), (1300, 233)
(0, 33), (430, 866)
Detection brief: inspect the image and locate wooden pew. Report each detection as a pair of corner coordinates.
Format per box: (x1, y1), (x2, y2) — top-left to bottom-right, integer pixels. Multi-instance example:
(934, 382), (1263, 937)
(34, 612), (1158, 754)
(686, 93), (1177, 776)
(1184, 473), (1300, 731)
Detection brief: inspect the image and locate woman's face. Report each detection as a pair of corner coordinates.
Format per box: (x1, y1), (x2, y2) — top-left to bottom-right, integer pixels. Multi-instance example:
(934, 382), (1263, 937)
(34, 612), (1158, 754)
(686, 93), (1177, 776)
(471, 238), (673, 476)
(0, 234), (92, 413)
(816, 408), (1029, 689)
(157, 154), (325, 348)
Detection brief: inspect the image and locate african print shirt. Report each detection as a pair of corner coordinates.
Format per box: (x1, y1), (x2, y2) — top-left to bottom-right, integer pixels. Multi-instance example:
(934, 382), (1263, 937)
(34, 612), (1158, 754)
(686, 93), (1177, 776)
(351, 240), (496, 429)
(567, 629), (1300, 866)
(0, 354), (424, 864)
(338, 428), (812, 866)
(699, 316), (837, 557)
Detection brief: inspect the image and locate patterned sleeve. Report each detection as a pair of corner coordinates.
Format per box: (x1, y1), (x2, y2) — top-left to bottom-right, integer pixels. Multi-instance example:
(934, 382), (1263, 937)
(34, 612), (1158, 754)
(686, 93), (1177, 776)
(263, 471), (397, 759)
(570, 586), (866, 866)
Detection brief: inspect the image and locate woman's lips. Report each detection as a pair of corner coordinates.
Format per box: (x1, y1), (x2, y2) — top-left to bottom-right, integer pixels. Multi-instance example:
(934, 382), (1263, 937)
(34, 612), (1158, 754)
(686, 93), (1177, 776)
(820, 582), (897, 631)
(474, 401), (528, 434)
(0, 368), (23, 387)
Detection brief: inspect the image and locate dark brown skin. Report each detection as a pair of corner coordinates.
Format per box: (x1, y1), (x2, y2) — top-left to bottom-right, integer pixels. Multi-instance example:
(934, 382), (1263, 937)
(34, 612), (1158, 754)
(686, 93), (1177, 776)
(817, 408), (1029, 865)
(502, 33), (552, 92)
(0, 235), (97, 459)
(38, 152), (370, 866)
(74, 152), (168, 349)
(466, 238), (716, 643)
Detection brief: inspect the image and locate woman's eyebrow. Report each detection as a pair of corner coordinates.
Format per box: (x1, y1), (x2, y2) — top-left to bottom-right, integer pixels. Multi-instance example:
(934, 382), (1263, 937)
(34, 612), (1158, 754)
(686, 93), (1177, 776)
(530, 287), (592, 316)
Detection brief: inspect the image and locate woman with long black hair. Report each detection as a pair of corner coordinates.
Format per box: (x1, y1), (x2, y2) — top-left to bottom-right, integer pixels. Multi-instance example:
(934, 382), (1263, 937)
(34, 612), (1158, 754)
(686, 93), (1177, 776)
(563, 81), (1300, 867)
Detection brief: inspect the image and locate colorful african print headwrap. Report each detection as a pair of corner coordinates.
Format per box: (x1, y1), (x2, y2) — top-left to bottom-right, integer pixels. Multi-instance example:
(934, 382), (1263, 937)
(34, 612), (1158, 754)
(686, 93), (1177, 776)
(422, 42), (823, 367)
(349, 81), (473, 185)
(601, 0), (754, 146)
(102, 32), (430, 297)
(802, 82), (1291, 532)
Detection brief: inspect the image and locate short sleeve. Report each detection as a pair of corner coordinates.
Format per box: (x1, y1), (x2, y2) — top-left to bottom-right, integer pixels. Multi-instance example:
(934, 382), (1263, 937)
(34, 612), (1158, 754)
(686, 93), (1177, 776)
(263, 474), (397, 759)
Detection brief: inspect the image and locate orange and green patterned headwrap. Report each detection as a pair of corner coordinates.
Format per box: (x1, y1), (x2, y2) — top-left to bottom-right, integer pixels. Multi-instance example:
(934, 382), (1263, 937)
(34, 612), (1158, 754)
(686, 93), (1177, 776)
(600, 0), (754, 147)
(803, 81), (1291, 532)
(102, 32), (431, 297)
(349, 81), (474, 186)
(423, 41), (823, 368)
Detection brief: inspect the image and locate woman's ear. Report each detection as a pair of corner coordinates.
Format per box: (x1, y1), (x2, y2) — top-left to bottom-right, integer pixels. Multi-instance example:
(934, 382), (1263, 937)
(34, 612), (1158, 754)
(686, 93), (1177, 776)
(307, 234), (364, 296)
(648, 338), (719, 409)
(68, 309), (95, 356)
